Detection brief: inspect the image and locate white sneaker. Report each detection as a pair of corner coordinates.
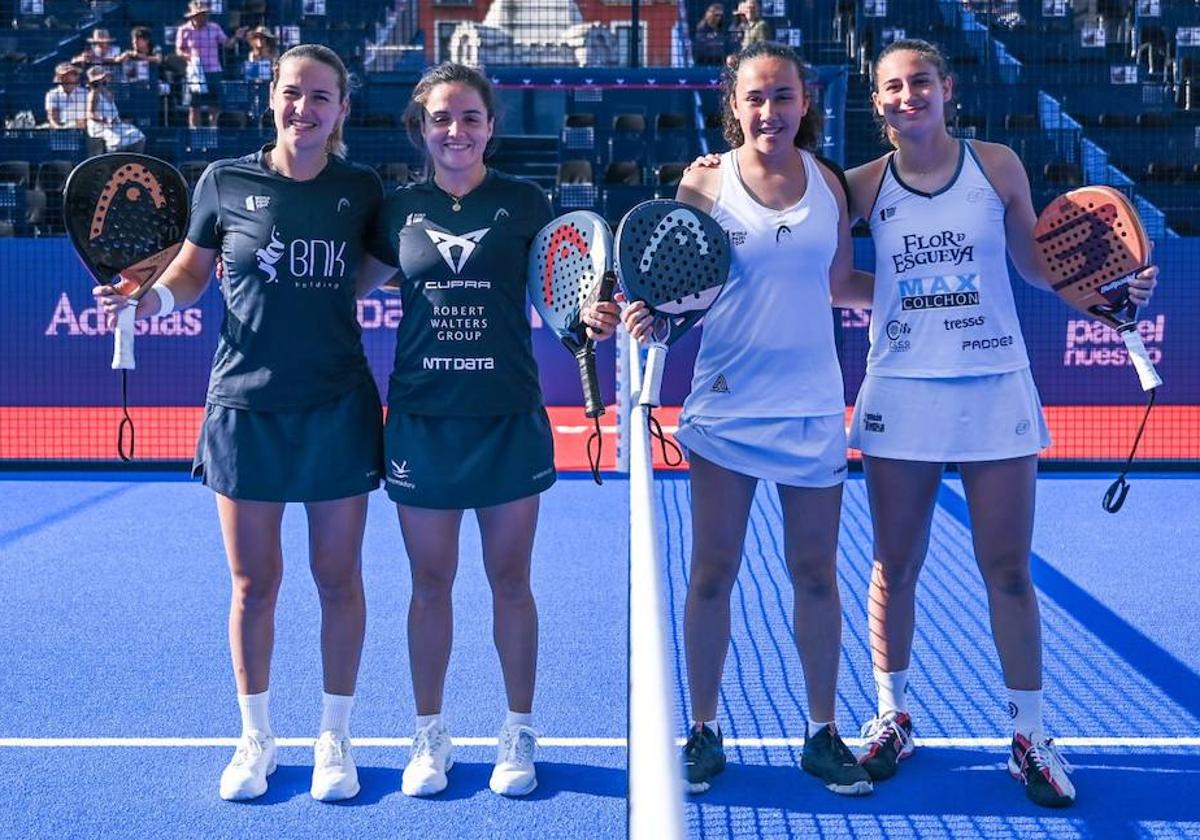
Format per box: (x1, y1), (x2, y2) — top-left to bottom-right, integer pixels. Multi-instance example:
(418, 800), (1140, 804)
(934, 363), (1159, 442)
(310, 731), (360, 802)
(219, 731), (277, 801)
(489, 723), (538, 797)
(401, 721), (453, 797)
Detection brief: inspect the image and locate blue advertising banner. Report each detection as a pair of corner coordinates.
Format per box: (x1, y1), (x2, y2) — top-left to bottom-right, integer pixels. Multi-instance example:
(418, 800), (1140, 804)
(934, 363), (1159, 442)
(1, 238), (1195, 408)
(0, 238), (615, 408)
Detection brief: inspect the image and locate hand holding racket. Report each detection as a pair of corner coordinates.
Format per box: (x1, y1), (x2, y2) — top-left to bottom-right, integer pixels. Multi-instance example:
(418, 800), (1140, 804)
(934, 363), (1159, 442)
(528, 211), (620, 482)
(65, 153), (190, 459)
(1034, 186), (1160, 391)
(1033, 185), (1161, 511)
(615, 200), (730, 408)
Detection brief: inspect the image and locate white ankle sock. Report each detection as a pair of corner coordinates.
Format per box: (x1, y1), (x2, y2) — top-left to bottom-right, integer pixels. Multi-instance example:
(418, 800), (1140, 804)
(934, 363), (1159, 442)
(237, 690), (271, 737)
(806, 718), (834, 737)
(320, 692), (354, 738)
(1007, 688), (1043, 740)
(875, 669), (909, 716)
(416, 713), (442, 730)
(505, 710), (533, 728)
(692, 718), (718, 734)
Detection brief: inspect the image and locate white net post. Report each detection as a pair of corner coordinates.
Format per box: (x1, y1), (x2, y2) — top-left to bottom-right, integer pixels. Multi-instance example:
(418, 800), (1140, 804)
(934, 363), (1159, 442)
(625, 327), (685, 840)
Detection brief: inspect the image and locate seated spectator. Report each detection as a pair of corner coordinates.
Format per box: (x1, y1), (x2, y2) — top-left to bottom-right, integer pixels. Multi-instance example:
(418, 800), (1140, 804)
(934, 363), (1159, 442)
(732, 0), (773, 50)
(175, 0), (232, 127)
(117, 26), (164, 84)
(45, 62), (87, 128)
(74, 29), (121, 68)
(694, 4), (728, 66)
(242, 26), (277, 82)
(85, 66), (146, 152)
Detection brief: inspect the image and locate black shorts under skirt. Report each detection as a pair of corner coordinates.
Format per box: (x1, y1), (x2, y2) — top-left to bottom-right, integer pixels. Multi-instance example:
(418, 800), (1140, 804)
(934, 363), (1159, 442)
(383, 408), (556, 509)
(193, 380), (384, 503)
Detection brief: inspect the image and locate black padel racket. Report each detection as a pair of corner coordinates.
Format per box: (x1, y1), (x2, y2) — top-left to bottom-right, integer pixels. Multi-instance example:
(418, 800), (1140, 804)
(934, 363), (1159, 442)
(528, 210), (617, 483)
(615, 199), (730, 408)
(63, 153), (190, 460)
(1034, 186), (1159, 512)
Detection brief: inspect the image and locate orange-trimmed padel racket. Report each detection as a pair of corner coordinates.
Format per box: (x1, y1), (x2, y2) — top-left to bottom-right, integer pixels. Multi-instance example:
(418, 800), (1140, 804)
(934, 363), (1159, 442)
(63, 153), (190, 460)
(1034, 186), (1160, 511)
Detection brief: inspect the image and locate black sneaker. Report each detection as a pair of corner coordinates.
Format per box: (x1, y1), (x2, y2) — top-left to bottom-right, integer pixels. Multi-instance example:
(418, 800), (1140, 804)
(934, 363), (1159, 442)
(857, 710), (915, 781)
(1008, 732), (1076, 808)
(682, 723), (725, 794)
(801, 723), (873, 795)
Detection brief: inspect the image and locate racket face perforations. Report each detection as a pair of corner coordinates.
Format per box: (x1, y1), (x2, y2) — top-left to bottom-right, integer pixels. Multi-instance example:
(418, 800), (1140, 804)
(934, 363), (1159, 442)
(527, 210), (612, 337)
(615, 200), (730, 311)
(64, 154), (189, 296)
(1034, 186), (1147, 319)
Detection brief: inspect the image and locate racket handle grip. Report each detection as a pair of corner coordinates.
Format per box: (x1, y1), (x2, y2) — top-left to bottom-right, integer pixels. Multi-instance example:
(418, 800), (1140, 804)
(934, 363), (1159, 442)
(1120, 326), (1161, 391)
(638, 342), (667, 408)
(576, 344), (605, 419)
(112, 304), (136, 371)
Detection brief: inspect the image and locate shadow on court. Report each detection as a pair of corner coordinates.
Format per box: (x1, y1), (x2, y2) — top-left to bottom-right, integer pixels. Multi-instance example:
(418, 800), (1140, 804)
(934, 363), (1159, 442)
(937, 484), (1200, 722)
(693, 748), (1200, 824)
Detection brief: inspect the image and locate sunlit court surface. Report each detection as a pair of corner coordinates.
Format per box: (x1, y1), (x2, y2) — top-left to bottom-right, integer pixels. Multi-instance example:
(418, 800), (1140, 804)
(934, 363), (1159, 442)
(1, 469), (1197, 839)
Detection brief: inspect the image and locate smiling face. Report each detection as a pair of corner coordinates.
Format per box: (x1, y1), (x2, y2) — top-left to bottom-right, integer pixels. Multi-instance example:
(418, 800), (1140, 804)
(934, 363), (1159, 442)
(730, 55), (808, 156)
(420, 81), (494, 179)
(872, 48), (953, 141)
(270, 55), (347, 157)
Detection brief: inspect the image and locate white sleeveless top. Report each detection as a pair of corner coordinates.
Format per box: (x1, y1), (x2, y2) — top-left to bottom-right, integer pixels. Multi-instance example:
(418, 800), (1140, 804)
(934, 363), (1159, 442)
(683, 149), (845, 419)
(866, 141), (1030, 378)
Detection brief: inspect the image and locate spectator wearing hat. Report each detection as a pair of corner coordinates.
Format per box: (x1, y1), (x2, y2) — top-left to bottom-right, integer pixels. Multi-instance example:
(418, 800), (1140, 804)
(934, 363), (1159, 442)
(74, 28), (121, 68)
(117, 26), (164, 84)
(46, 62), (87, 128)
(85, 65), (146, 152)
(731, 0), (773, 50)
(175, 0), (231, 127)
(243, 26), (277, 83)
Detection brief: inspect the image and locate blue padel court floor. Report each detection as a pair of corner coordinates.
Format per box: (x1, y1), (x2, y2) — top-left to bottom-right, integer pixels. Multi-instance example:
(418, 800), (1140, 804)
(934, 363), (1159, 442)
(0, 472), (1198, 839)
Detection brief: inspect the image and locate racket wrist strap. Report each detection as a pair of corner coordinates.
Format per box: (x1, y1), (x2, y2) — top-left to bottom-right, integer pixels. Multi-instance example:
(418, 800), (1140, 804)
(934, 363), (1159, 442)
(153, 284), (175, 318)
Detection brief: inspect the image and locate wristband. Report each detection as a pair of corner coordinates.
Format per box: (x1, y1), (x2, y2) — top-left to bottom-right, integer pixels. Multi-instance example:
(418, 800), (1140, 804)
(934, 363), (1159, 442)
(154, 284), (175, 317)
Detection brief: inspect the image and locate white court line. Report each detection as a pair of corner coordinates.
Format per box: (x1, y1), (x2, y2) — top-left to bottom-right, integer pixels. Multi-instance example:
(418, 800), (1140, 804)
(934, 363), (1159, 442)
(1, 737), (1198, 749)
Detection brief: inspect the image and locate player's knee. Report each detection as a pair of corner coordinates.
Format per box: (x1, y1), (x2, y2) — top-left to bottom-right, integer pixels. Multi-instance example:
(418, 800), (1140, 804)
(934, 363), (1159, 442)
(487, 563), (532, 603)
(872, 553), (923, 593)
(312, 563), (364, 603)
(231, 570), (282, 611)
(410, 566), (455, 605)
(982, 556), (1033, 598)
(788, 559), (837, 600)
(688, 557), (739, 602)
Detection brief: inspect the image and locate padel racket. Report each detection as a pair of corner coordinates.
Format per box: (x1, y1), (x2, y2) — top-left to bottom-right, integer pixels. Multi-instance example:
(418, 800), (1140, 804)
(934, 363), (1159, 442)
(1034, 186), (1160, 392)
(615, 199), (730, 408)
(1034, 186), (1160, 511)
(528, 211), (617, 483)
(63, 153), (190, 459)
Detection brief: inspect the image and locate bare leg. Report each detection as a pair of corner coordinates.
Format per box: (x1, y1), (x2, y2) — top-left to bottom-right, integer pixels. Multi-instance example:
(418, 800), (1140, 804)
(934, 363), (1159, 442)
(959, 456), (1042, 690)
(305, 494), (370, 696)
(777, 482), (844, 723)
(862, 456), (945, 673)
(684, 452), (757, 723)
(216, 494), (285, 695)
(476, 495), (541, 714)
(397, 505), (464, 715)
